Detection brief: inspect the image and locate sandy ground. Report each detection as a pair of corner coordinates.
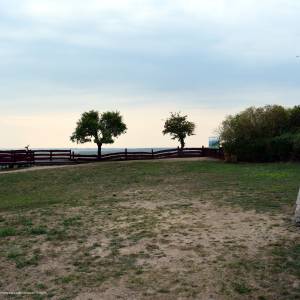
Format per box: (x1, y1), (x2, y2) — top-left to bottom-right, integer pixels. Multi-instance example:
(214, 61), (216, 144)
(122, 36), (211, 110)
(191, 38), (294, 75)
(0, 157), (220, 174)
(0, 187), (298, 299)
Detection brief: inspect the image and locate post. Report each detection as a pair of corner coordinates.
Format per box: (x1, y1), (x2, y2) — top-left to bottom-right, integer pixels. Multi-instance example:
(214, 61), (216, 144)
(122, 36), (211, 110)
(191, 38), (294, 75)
(29, 150), (33, 165)
(295, 188), (300, 226)
(202, 145), (205, 157)
(50, 150), (53, 161)
(125, 148), (128, 160)
(177, 146), (180, 157)
(152, 149), (154, 159)
(10, 150), (14, 168)
(32, 151), (35, 164)
(69, 150), (72, 161)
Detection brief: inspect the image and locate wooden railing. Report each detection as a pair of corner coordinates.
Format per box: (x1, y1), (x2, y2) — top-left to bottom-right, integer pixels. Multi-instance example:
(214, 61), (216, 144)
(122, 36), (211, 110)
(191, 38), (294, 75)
(0, 147), (224, 166)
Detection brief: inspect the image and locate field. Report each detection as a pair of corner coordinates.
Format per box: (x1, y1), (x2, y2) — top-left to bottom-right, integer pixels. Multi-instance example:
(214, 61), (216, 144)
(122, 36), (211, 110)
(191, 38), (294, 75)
(0, 160), (300, 299)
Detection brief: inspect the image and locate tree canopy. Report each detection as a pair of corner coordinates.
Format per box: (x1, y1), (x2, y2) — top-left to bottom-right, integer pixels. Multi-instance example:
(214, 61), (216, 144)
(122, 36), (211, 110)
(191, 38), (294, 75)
(219, 105), (300, 161)
(71, 110), (127, 157)
(163, 112), (195, 149)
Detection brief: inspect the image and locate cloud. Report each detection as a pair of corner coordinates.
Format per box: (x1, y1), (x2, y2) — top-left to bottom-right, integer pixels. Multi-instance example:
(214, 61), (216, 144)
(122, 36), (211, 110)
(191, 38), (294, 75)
(0, 0), (299, 146)
(1, 0), (300, 60)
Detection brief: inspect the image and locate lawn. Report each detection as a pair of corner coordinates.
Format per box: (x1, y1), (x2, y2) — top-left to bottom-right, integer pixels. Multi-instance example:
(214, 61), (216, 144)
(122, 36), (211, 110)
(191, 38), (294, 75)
(0, 160), (299, 299)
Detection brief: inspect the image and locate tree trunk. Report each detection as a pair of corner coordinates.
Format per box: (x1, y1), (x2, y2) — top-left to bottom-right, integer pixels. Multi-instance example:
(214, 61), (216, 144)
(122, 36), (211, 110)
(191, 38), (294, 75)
(180, 138), (185, 149)
(97, 143), (102, 159)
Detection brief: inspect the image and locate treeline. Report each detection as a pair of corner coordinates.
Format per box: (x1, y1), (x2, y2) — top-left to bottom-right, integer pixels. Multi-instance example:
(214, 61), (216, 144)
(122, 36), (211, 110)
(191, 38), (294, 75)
(219, 105), (300, 162)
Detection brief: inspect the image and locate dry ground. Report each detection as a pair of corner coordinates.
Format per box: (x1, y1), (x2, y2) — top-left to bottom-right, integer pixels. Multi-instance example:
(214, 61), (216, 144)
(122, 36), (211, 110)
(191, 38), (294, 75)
(0, 161), (299, 299)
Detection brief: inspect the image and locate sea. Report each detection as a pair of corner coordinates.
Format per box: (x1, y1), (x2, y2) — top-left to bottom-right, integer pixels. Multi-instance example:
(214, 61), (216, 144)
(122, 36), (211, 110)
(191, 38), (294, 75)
(1, 147), (173, 154)
(71, 147), (172, 155)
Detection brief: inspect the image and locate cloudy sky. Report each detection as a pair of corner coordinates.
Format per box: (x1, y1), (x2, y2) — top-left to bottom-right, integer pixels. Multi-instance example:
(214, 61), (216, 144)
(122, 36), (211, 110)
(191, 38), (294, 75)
(0, 0), (299, 148)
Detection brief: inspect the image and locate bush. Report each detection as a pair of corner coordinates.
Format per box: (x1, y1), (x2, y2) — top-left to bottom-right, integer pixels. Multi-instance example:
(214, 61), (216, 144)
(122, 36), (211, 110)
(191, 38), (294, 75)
(270, 134), (294, 161)
(292, 133), (300, 160)
(220, 105), (300, 162)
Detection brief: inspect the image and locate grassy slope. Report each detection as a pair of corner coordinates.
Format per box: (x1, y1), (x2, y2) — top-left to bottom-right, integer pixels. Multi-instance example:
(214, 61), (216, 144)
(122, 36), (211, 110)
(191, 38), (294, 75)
(0, 161), (299, 299)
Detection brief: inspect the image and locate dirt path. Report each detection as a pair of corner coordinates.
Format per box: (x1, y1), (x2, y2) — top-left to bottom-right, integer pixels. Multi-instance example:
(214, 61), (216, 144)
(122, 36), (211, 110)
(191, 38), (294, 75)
(0, 157), (220, 174)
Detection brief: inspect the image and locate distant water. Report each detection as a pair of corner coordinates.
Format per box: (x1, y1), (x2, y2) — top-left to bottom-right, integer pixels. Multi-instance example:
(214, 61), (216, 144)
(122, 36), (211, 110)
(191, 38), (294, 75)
(72, 147), (171, 155)
(1, 147), (173, 154)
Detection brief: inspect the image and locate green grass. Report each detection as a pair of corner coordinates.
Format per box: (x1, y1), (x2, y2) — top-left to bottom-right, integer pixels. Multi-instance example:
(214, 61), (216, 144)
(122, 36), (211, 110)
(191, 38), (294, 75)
(0, 227), (17, 237)
(0, 161), (299, 212)
(0, 160), (299, 299)
(271, 242), (300, 277)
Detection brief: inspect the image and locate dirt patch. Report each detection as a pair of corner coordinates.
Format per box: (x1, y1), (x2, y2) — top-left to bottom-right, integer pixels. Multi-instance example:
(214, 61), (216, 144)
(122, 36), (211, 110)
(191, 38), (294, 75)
(0, 178), (299, 299)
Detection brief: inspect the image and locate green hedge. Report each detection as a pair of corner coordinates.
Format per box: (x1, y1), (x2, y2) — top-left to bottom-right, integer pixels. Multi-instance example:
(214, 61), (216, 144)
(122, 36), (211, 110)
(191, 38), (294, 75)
(220, 105), (300, 162)
(224, 133), (300, 162)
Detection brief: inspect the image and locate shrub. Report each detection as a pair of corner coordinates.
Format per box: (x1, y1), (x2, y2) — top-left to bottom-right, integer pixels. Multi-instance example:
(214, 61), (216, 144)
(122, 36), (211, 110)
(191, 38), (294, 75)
(0, 227), (17, 237)
(219, 105), (300, 162)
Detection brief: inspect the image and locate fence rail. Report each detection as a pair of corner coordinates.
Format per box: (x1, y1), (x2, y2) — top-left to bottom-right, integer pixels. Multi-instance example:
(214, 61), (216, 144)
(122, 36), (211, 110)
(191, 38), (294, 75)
(0, 147), (224, 166)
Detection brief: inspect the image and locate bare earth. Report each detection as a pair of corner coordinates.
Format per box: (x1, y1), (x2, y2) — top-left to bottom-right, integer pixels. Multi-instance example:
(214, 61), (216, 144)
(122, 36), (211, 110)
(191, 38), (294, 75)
(0, 185), (298, 299)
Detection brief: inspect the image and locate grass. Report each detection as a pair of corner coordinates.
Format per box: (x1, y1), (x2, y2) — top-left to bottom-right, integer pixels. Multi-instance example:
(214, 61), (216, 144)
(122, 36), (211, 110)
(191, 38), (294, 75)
(0, 161), (299, 212)
(0, 227), (17, 237)
(0, 160), (299, 299)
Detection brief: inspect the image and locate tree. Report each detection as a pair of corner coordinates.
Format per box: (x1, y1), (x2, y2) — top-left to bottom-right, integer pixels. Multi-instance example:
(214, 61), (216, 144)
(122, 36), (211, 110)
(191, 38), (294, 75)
(162, 112), (195, 149)
(289, 105), (300, 132)
(71, 110), (127, 158)
(219, 105), (300, 162)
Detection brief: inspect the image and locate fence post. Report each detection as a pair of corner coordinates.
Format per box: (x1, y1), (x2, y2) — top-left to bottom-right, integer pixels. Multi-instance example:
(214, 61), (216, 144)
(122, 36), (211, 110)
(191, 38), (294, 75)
(50, 150), (53, 161)
(152, 149), (154, 159)
(10, 150), (15, 169)
(125, 148), (128, 160)
(202, 145), (205, 157)
(32, 151), (35, 164)
(177, 146), (180, 157)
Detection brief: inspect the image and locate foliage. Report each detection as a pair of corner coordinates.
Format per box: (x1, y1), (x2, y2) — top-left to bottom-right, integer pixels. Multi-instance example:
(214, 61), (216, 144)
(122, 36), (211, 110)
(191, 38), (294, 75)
(71, 110), (127, 157)
(289, 105), (300, 132)
(219, 105), (300, 161)
(162, 112), (195, 148)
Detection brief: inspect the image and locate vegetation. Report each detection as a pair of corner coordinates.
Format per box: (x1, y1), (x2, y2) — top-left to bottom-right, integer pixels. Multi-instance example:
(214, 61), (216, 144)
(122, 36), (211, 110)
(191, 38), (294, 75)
(163, 112), (195, 149)
(71, 110), (127, 158)
(219, 105), (300, 162)
(0, 161), (299, 299)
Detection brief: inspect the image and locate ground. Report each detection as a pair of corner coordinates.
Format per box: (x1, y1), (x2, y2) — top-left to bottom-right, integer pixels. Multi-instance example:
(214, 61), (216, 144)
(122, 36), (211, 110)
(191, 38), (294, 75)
(0, 160), (299, 299)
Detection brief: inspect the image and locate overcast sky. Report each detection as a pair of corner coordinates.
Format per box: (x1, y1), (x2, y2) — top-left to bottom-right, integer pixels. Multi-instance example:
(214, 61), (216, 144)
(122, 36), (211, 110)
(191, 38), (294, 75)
(0, 0), (300, 148)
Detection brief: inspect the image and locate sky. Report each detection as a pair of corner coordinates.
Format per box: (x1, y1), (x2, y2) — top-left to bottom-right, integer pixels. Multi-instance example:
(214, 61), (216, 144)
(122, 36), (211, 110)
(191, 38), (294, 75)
(0, 0), (300, 148)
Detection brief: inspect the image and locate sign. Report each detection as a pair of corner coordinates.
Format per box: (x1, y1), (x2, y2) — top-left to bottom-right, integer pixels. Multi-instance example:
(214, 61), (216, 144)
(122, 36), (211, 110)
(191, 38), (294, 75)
(208, 137), (220, 149)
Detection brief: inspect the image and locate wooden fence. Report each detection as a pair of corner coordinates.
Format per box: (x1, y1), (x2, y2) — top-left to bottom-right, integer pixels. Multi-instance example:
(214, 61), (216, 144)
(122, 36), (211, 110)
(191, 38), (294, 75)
(0, 147), (224, 166)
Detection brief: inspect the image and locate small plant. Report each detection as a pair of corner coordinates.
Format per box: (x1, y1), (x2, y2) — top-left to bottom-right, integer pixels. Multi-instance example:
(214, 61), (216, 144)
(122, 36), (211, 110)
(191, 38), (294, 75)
(232, 281), (252, 294)
(7, 248), (41, 269)
(28, 226), (47, 235)
(63, 216), (82, 227)
(0, 227), (16, 237)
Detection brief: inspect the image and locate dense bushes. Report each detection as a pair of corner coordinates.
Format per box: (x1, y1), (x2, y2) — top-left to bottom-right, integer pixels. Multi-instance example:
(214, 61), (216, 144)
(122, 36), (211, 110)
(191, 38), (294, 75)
(219, 105), (300, 162)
